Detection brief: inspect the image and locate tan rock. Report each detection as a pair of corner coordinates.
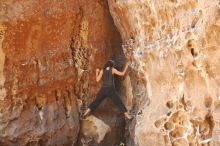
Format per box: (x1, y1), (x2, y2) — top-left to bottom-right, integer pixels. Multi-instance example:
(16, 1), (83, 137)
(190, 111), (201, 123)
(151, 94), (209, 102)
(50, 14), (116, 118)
(108, 0), (220, 145)
(81, 115), (111, 144)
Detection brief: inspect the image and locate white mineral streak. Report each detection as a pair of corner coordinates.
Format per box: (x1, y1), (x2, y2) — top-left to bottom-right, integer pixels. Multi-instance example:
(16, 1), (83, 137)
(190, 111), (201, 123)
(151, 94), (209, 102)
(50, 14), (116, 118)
(0, 24), (6, 101)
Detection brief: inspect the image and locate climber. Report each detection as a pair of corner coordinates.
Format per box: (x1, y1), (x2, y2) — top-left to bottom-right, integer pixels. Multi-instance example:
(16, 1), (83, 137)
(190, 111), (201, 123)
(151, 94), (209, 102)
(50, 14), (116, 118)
(83, 57), (133, 120)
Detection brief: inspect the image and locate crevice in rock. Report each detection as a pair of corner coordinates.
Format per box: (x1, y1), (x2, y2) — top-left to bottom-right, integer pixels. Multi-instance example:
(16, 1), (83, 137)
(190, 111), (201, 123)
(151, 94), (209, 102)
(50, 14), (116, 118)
(69, 1), (129, 146)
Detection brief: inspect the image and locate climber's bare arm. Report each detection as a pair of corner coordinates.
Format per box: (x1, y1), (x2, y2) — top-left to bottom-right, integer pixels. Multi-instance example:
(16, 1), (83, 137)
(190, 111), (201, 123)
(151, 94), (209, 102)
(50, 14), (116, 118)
(96, 69), (103, 82)
(112, 62), (130, 76)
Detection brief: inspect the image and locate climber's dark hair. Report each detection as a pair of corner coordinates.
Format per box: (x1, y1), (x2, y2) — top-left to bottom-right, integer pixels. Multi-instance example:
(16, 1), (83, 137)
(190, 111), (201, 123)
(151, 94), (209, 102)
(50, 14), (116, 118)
(104, 60), (115, 69)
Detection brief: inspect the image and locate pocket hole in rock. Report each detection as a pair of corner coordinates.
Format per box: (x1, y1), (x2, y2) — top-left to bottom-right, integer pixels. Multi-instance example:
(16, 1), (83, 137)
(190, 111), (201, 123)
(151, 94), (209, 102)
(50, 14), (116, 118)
(166, 100), (174, 109)
(204, 96), (213, 108)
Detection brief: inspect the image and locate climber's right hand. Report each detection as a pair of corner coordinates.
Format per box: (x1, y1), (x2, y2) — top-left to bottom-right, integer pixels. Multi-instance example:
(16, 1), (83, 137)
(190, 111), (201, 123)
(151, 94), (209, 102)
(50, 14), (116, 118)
(96, 68), (100, 73)
(126, 60), (131, 66)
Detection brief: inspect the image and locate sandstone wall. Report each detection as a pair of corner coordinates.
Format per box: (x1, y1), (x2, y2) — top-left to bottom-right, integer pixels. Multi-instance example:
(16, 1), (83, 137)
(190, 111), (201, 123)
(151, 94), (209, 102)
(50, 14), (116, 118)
(1, 0), (220, 146)
(0, 0), (122, 145)
(108, 0), (220, 146)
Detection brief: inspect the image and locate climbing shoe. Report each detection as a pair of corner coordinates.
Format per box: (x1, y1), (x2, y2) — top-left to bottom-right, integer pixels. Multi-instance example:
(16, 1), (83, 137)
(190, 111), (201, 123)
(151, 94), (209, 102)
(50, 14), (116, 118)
(80, 114), (86, 120)
(125, 112), (133, 120)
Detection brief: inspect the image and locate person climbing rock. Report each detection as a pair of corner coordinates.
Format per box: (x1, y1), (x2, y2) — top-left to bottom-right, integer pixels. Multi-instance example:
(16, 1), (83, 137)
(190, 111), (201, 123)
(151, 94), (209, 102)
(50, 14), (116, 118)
(83, 58), (133, 120)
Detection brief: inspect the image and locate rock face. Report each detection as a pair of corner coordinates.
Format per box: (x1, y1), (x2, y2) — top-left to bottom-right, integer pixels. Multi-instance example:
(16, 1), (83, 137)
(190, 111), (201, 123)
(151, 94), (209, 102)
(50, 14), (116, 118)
(0, 0), (123, 145)
(80, 115), (111, 145)
(1, 0), (220, 146)
(108, 0), (220, 146)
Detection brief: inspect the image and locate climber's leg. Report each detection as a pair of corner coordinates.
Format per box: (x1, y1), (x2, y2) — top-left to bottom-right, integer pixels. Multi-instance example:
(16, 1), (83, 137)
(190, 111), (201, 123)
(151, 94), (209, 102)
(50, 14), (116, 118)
(109, 88), (133, 119)
(109, 88), (127, 113)
(83, 108), (91, 117)
(87, 87), (109, 113)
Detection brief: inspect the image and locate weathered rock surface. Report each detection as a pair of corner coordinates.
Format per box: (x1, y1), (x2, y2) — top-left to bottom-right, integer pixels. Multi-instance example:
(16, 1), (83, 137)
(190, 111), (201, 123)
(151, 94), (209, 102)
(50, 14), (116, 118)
(80, 115), (111, 145)
(1, 0), (220, 146)
(108, 0), (220, 146)
(0, 0), (123, 145)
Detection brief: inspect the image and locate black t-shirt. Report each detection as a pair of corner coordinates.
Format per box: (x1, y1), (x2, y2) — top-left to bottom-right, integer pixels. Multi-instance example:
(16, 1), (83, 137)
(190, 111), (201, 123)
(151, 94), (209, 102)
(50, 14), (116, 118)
(102, 68), (114, 87)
